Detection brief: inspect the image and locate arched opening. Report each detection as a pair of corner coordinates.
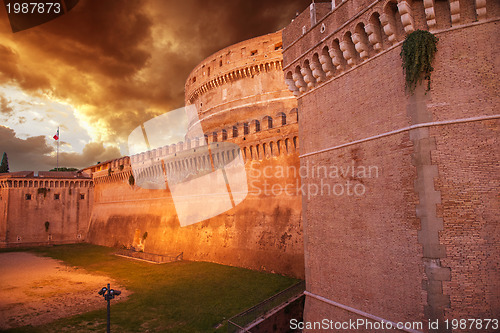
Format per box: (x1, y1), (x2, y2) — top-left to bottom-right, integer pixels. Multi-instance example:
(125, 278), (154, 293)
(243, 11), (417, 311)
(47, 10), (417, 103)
(263, 116), (273, 129)
(277, 112), (287, 126)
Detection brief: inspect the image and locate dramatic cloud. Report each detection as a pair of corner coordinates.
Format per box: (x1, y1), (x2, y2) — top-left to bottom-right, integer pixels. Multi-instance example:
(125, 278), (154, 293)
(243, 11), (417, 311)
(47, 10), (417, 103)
(0, 0), (313, 170)
(0, 126), (120, 171)
(0, 93), (13, 116)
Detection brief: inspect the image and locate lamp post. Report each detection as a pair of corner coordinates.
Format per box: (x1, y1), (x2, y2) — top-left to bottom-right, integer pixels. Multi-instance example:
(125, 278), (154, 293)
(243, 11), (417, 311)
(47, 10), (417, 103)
(98, 283), (121, 333)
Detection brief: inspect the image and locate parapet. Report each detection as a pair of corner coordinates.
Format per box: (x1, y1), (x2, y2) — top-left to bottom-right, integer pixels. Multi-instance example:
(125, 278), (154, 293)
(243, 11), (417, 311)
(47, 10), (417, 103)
(282, 0), (499, 97)
(0, 171), (92, 189)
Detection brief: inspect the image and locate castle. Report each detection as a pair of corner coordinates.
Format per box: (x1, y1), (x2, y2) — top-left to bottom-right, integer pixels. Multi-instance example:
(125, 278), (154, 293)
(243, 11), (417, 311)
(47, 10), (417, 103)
(1, 0), (498, 330)
(281, 0), (499, 330)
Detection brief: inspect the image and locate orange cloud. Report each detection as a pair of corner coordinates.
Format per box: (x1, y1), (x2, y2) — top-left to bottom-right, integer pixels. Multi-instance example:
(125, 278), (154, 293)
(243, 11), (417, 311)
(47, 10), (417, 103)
(0, 0), (312, 165)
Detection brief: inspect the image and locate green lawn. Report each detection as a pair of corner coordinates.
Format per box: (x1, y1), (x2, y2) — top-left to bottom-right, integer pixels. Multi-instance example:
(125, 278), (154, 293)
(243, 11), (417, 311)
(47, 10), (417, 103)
(1, 244), (299, 332)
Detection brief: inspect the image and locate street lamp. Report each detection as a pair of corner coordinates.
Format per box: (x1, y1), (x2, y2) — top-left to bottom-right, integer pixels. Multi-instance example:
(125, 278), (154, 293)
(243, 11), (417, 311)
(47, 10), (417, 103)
(98, 283), (121, 333)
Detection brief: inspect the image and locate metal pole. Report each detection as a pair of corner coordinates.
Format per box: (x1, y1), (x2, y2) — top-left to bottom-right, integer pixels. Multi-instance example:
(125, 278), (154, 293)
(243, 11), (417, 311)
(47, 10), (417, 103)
(56, 126), (59, 171)
(107, 283), (110, 333)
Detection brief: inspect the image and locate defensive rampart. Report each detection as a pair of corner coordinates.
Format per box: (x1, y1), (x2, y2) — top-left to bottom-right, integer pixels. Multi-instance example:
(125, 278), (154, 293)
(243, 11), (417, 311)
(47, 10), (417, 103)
(283, 0), (499, 329)
(0, 172), (93, 247)
(86, 32), (305, 278)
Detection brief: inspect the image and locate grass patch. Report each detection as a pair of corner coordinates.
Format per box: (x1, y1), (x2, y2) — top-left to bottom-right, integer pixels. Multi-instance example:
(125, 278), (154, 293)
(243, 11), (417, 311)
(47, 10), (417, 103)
(1, 244), (300, 332)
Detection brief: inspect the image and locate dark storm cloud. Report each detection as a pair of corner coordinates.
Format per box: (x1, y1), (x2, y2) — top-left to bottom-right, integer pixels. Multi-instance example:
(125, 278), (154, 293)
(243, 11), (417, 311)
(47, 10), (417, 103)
(0, 126), (121, 171)
(153, 0), (313, 57)
(0, 0), (314, 153)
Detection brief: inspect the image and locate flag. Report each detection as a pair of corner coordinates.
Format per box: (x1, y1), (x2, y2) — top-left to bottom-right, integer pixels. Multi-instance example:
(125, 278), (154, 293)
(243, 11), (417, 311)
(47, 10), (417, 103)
(53, 128), (59, 141)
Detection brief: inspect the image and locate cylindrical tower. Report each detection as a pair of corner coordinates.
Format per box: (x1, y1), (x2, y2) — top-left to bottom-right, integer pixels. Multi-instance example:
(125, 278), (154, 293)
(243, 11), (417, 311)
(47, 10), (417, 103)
(185, 31), (297, 140)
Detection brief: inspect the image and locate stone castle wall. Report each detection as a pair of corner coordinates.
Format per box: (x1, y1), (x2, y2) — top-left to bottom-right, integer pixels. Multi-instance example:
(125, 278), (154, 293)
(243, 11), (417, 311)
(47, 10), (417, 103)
(85, 31), (305, 278)
(283, 0), (499, 329)
(0, 173), (93, 247)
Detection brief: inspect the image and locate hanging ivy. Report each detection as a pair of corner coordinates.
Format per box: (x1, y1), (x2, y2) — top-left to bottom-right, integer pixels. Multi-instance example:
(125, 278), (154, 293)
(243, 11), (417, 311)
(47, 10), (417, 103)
(400, 30), (438, 94)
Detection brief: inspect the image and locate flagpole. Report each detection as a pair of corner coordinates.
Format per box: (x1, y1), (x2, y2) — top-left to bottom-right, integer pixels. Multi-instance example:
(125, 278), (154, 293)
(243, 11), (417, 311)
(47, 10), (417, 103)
(57, 126), (59, 171)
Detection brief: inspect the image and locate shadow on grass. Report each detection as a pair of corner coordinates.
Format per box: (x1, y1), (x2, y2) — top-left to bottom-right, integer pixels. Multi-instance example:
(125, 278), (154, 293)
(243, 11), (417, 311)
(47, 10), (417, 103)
(1, 244), (300, 332)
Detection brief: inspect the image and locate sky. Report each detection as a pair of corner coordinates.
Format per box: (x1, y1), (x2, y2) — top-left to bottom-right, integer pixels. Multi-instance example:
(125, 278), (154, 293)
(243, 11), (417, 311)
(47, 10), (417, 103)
(0, 0), (314, 171)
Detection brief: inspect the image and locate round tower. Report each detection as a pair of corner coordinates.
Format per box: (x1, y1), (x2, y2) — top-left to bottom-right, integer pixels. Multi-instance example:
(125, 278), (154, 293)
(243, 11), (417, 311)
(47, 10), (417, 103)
(185, 31), (298, 142)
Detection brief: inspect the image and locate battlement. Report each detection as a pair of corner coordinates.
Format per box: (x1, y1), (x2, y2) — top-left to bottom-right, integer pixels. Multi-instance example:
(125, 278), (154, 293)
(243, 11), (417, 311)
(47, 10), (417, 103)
(283, 0), (499, 97)
(0, 172), (92, 189)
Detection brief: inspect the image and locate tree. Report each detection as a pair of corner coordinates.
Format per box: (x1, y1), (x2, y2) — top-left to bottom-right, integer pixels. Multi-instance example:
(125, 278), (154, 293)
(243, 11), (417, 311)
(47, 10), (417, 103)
(0, 152), (9, 173)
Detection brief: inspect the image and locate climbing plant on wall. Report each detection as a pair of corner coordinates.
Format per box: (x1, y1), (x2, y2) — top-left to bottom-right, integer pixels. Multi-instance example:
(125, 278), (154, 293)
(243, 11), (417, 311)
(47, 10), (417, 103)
(400, 30), (438, 94)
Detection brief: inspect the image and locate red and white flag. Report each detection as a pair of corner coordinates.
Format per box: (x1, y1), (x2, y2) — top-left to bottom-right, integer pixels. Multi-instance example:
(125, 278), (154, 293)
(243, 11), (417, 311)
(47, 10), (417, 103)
(53, 128), (59, 141)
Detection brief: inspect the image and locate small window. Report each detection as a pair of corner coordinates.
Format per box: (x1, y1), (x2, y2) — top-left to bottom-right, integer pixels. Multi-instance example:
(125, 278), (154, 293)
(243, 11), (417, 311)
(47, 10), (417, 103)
(274, 43), (282, 50)
(80, 194), (85, 200)
(25, 194), (31, 200)
(219, 60), (223, 67)
(250, 50), (258, 56)
(54, 194), (60, 200)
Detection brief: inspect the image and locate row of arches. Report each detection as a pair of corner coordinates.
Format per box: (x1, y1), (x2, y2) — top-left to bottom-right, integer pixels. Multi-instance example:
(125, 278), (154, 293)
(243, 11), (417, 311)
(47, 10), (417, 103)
(133, 148), (245, 186)
(0, 179), (92, 188)
(242, 136), (299, 161)
(206, 109), (298, 144)
(188, 60), (283, 104)
(285, 0), (495, 96)
(130, 108), (299, 164)
(95, 135), (300, 186)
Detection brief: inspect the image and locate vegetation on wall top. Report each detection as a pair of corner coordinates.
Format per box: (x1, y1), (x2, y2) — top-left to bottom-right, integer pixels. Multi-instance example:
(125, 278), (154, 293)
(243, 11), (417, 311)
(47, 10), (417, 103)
(400, 30), (438, 94)
(49, 167), (78, 171)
